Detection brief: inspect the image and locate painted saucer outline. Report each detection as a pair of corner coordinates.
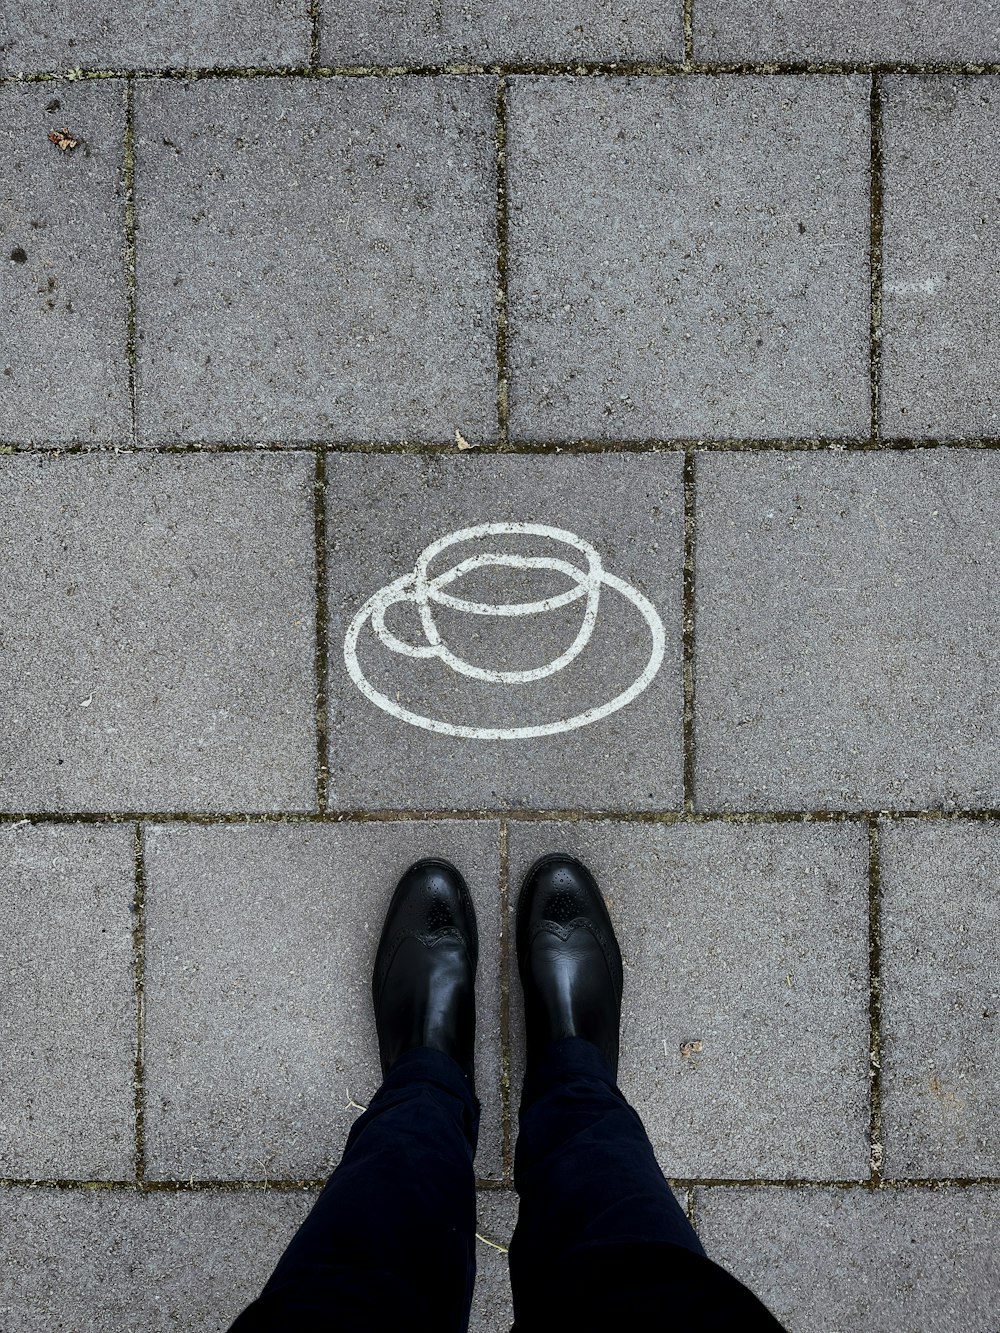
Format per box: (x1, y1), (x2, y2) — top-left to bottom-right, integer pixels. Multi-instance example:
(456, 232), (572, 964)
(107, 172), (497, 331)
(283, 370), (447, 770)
(343, 522), (666, 741)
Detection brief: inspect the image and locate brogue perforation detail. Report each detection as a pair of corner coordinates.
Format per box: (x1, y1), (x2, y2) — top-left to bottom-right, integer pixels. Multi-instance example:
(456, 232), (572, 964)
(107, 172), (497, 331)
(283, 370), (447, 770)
(545, 889), (583, 924)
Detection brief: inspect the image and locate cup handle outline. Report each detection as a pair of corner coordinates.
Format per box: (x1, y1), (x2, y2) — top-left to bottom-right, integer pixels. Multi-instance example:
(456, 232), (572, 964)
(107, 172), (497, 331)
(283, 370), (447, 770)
(370, 574), (440, 660)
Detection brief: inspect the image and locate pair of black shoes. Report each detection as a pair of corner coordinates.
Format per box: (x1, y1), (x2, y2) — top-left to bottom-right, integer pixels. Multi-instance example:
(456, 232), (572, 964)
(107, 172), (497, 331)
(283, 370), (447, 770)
(373, 855), (624, 1088)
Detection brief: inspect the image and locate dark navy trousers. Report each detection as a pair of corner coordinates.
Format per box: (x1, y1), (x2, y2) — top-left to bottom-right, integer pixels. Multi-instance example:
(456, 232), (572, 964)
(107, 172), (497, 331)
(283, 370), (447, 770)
(230, 1038), (783, 1331)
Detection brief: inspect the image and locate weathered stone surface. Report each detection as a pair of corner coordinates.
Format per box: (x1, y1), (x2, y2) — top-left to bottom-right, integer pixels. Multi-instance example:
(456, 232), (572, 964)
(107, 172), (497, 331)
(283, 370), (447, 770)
(0, 452), (316, 813)
(696, 1185), (1000, 1332)
(325, 452), (683, 811)
(879, 820), (1000, 1178)
(695, 450), (1000, 810)
(508, 819), (871, 1179)
(143, 820), (504, 1180)
(472, 1190), (516, 1332)
(505, 76), (869, 441)
(0, 0), (309, 75)
(881, 77), (1000, 439)
(0, 1182), (521, 1330)
(321, 1), (683, 65)
(0, 81), (129, 444)
(695, 0), (1000, 62)
(134, 77), (497, 444)
(0, 822), (135, 1179)
(0, 1185), (312, 1331)
(2, 36), (997, 1333)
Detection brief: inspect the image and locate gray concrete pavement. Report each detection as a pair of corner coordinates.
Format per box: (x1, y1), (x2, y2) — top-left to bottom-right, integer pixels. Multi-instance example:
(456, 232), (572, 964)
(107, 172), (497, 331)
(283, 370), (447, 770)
(0, 82), (130, 443)
(133, 77), (498, 444)
(1, 4), (998, 1330)
(507, 819), (872, 1180)
(505, 75), (870, 441)
(695, 450), (1000, 810)
(696, 1185), (1000, 1332)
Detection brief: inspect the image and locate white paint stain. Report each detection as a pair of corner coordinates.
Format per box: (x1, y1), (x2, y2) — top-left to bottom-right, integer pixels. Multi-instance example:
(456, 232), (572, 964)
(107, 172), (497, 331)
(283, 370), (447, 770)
(884, 274), (943, 296)
(343, 522), (666, 740)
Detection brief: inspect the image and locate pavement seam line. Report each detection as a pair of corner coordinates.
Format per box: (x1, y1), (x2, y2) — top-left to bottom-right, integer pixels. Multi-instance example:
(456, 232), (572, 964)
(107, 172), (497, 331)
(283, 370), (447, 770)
(308, 0), (321, 69)
(313, 450), (331, 811)
(683, 0), (694, 67)
(869, 73), (884, 446)
(3, 62), (1000, 84)
(868, 816), (884, 1183)
(132, 822), (147, 1183)
(123, 77), (138, 447)
(3, 1175), (998, 1191)
(495, 77), (510, 447)
(3, 809), (1000, 825)
(682, 446), (697, 811)
(4, 438), (1000, 455)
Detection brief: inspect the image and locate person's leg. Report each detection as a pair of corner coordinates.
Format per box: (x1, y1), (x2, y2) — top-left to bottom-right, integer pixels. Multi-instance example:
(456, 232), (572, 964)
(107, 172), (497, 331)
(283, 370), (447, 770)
(509, 855), (785, 1330)
(230, 858), (481, 1333)
(231, 1046), (479, 1333)
(510, 1034), (702, 1270)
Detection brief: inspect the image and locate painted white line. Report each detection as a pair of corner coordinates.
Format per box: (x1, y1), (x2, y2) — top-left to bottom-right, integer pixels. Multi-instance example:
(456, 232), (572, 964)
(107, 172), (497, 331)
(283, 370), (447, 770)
(343, 522), (666, 740)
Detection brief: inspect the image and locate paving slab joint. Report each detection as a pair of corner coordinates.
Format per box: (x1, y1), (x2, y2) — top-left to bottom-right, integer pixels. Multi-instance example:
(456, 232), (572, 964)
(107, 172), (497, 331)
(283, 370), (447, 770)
(4, 438), (1000, 456)
(313, 451), (330, 811)
(123, 78), (138, 447)
(308, 0), (321, 69)
(683, 0), (694, 67)
(4, 808), (1000, 827)
(132, 823), (147, 1182)
(869, 73), (884, 447)
(682, 447), (697, 812)
(5, 1175), (998, 1194)
(4, 62), (1000, 86)
(867, 817), (884, 1183)
(495, 78), (510, 448)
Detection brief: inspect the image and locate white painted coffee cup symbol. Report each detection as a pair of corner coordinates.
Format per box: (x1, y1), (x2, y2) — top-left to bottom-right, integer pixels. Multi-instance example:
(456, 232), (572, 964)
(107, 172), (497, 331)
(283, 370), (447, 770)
(372, 524), (603, 683)
(344, 522), (665, 741)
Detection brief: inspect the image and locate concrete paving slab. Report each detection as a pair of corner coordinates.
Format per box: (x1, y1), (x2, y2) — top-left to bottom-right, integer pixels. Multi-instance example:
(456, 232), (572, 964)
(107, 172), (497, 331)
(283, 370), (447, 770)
(133, 77), (497, 445)
(879, 820), (1000, 1178)
(143, 820), (504, 1180)
(695, 1185), (1000, 1332)
(0, 822), (135, 1179)
(0, 1), (308, 75)
(321, 2), (683, 65)
(0, 81), (129, 445)
(505, 76), (869, 442)
(695, 1), (1000, 61)
(472, 1190), (516, 1332)
(0, 1183), (516, 1330)
(507, 820), (871, 1179)
(881, 77), (1000, 439)
(0, 453), (315, 813)
(695, 450), (1000, 811)
(0, 1185), (312, 1331)
(325, 452), (683, 811)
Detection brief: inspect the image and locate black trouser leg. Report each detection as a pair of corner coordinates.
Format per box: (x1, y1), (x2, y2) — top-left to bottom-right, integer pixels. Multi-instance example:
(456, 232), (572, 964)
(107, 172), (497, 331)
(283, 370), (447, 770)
(229, 1047), (480, 1333)
(508, 1037), (783, 1331)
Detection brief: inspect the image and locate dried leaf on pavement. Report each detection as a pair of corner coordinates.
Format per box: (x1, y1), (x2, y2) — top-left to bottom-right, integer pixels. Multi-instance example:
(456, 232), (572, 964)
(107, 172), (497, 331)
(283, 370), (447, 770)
(48, 127), (78, 152)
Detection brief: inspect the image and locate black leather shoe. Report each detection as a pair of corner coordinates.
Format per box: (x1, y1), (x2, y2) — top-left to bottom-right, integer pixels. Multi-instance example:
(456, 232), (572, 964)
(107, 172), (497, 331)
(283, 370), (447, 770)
(372, 858), (478, 1085)
(517, 853), (624, 1077)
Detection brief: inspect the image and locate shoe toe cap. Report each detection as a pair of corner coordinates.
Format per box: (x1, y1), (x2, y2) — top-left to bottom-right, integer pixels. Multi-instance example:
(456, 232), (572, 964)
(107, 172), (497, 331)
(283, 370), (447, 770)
(388, 858), (478, 950)
(522, 854), (600, 922)
(518, 856), (621, 976)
